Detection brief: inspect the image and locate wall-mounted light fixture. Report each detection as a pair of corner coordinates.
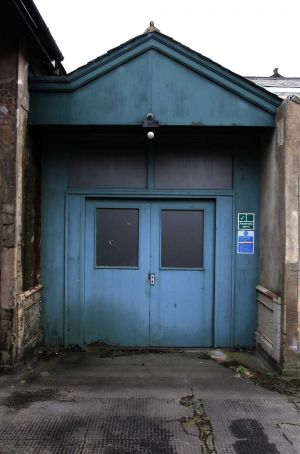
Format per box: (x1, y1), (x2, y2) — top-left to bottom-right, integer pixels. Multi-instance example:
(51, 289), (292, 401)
(141, 112), (159, 140)
(147, 131), (155, 140)
(141, 113), (159, 128)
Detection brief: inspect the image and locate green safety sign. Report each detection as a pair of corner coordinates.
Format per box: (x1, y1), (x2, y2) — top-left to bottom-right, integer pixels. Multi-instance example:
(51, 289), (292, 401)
(238, 213), (255, 230)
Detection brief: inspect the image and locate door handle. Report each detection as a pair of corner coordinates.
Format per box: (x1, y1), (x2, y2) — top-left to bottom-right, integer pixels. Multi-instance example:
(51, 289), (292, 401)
(149, 273), (155, 286)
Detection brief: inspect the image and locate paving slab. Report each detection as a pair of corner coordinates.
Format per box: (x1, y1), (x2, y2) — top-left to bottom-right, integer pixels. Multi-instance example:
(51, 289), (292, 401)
(0, 351), (299, 453)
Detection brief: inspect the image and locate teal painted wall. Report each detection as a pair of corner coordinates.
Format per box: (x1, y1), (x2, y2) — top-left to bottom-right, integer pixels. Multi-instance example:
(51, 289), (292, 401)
(233, 146), (260, 346)
(41, 144), (68, 345)
(29, 36), (280, 128)
(41, 130), (260, 347)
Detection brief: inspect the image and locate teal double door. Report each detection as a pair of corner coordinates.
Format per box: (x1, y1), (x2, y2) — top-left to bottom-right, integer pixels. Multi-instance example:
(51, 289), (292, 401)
(83, 199), (215, 347)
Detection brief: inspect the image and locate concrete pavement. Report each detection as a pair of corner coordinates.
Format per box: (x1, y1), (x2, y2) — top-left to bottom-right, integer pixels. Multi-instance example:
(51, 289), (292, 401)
(0, 350), (299, 453)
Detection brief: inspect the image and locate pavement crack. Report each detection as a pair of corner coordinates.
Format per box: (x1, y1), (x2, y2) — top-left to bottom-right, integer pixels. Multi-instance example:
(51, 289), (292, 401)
(278, 422), (300, 426)
(289, 396), (300, 414)
(281, 431), (293, 445)
(178, 392), (217, 454)
(277, 421), (300, 445)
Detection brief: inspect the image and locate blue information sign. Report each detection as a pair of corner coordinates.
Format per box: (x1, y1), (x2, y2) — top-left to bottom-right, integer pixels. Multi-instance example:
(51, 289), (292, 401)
(237, 230), (254, 254)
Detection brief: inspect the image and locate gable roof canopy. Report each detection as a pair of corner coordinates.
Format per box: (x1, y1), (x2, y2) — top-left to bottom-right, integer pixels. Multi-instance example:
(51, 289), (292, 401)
(29, 30), (281, 127)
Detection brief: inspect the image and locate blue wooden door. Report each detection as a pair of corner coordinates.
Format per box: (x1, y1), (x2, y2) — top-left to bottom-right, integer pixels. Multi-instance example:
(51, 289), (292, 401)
(149, 201), (215, 347)
(84, 200), (151, 346)
(84, 199), (214, 346)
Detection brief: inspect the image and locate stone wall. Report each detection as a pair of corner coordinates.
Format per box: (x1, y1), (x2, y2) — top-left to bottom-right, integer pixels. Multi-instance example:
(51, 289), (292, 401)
(280, 99), (300, 374)
(0, 36), (43, 367)
(258, 98), (300, 375)
(22, 133), (41, 291)
(0, 36), (18, 365)
(259, 129), (284, 295)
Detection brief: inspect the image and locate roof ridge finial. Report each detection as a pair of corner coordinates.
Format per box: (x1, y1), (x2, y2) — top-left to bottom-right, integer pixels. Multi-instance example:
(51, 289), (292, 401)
(144, 21), (160, 33)
(271, 67), (283, 78)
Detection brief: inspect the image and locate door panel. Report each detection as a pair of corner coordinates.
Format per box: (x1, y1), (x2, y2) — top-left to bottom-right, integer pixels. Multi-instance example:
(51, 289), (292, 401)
(85, 200), (151, 346)
(84, 199), (214, 347)
(150, 201), (215, 347)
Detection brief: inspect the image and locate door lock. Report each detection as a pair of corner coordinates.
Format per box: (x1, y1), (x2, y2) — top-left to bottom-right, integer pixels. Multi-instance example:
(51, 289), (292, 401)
(149, 273), (155, 285)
